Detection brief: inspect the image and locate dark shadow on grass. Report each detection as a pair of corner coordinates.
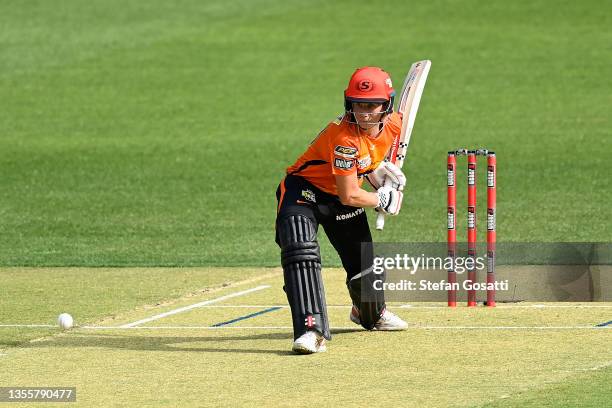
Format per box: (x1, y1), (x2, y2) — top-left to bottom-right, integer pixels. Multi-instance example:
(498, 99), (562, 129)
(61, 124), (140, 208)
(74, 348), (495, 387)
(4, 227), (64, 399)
(23, 332), (296, 356)
(20, 327), (368, 355)
(331, 328), (366, 335)
(0, 329), (57, 348)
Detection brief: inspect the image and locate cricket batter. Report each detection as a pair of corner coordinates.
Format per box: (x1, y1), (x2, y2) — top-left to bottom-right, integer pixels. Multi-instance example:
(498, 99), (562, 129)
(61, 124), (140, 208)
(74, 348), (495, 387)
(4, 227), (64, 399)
(275, 67), (408, 354)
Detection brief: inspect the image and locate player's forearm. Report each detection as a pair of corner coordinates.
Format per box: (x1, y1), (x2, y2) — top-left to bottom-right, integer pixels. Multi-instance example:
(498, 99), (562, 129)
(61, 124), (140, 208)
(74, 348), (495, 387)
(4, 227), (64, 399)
(339, 188), (379, 208)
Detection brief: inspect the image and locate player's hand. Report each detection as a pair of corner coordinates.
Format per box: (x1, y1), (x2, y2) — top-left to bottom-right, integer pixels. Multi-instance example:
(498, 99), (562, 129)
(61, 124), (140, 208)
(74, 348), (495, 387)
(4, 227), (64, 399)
(366, 161), (406, 191)
(376, 186), (403, 216)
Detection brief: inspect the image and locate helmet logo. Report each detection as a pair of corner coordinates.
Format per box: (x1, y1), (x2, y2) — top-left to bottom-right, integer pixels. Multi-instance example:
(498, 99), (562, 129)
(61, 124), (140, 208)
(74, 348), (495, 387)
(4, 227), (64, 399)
(357, 80), (373, 92)
(386, 78), (393, 88)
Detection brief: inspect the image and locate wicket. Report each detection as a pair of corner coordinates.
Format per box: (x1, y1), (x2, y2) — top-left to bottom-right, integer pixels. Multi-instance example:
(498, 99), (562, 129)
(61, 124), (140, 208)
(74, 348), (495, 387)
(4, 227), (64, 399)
(447, 149), (496, 307)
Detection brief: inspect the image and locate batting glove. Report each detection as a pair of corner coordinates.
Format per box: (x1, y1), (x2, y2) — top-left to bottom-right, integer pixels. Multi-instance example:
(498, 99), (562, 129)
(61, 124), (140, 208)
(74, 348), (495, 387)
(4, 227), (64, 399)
(366, 161), (406, 191)
(376, 186), (403, 216)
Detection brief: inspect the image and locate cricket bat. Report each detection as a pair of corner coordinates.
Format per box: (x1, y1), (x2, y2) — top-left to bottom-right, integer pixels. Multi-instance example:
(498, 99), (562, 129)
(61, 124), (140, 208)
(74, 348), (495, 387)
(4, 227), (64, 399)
(376, 59), (432, 230)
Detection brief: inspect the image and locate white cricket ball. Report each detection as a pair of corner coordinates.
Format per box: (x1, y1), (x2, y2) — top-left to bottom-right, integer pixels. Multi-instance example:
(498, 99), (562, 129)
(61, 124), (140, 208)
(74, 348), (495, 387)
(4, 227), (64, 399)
(57, 313), (74, 330)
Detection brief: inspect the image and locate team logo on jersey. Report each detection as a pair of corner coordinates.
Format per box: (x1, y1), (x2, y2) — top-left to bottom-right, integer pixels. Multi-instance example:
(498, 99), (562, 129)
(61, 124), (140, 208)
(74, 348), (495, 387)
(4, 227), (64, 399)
(357, 155), (372, 169)
(301, 189), (316, 203)
(334, 145), (358, 158)
(334, 158), (354, 170)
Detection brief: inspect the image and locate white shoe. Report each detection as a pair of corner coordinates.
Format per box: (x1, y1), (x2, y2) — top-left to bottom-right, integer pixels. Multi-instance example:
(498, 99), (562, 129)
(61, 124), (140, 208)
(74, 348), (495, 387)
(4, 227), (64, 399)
(350, 306), (408, 331)
(292, 331), (327, 354)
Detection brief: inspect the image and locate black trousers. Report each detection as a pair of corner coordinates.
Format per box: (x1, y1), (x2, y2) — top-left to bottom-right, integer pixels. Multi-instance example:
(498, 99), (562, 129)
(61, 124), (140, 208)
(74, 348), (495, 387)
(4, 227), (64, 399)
(275, 175), (373, 283)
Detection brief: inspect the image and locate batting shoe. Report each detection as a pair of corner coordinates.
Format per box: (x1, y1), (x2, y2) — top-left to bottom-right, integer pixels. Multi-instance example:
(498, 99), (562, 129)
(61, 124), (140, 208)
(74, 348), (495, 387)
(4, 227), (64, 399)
(292, 330), (327, 354)
(350, 306), (408, 330)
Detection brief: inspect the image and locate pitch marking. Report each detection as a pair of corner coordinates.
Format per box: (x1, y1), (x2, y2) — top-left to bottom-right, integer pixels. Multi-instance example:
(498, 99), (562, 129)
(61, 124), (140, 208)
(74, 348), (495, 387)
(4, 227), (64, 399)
(74, 325), (611, 330)
(120, 285), (270, 328)
(211, 307), (282, 327)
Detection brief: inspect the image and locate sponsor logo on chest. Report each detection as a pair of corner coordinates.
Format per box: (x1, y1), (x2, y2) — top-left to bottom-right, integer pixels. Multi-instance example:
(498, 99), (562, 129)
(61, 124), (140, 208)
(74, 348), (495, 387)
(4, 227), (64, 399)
(357, 155), (372, 170)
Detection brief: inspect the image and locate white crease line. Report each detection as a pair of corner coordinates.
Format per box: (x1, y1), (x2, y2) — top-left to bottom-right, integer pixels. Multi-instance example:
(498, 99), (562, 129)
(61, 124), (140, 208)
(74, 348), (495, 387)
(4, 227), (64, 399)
(144, 304), (612, 309)
(1, 324), (608, 330)
(418, 326), (611, 329)
(495, 305), (612, 308)
(400, 304), (612, 309)
(82, 325), (297, 330)
(77, 325), (610, 330)
(197, 305), (349, 308)
(119, 285), (271, 328)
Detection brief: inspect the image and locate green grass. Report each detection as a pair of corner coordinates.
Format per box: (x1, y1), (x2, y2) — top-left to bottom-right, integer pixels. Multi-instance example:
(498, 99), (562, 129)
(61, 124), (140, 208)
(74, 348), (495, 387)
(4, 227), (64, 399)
(1, 3), (610, 404)
(1, 267), (610, 407)
(0, 267), (269, 346)
(1, 0), (611, 267)
(481, 366), (612, 407)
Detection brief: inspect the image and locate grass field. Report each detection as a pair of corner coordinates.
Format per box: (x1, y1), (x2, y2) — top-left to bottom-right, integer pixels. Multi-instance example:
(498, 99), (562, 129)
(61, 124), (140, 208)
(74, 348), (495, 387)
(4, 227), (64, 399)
(1, 0), (611, 406)
(1, 268), (610, 407)
(1, 0), (611, 266)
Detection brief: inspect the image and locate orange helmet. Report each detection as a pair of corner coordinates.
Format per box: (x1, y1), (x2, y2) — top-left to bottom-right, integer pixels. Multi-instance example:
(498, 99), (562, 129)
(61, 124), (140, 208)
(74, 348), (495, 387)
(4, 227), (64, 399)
(344, 66), (395, 115)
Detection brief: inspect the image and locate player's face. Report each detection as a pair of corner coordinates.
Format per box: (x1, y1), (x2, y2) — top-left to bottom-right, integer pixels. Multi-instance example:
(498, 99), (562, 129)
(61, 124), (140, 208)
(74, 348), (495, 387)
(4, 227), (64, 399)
(352, 102), (385, 130)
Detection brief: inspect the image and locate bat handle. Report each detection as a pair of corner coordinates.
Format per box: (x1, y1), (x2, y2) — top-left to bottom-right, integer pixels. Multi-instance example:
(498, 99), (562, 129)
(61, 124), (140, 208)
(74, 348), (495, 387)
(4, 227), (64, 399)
(376, 213), (385, 230)
(375, 176), (393, 230)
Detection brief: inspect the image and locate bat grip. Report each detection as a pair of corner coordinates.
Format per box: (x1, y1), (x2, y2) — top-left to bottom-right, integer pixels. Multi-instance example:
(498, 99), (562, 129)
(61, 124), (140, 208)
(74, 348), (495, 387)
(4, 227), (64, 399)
(375, 213), (385, 230)
(375, 176), (393, 230)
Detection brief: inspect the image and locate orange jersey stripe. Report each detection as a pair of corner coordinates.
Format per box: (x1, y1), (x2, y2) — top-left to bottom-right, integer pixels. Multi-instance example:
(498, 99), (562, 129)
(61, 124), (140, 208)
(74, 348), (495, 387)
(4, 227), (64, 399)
(277, 177), (287, 213)
(286, 113), (402, 196)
